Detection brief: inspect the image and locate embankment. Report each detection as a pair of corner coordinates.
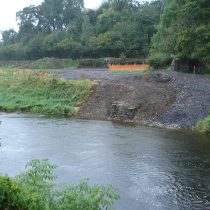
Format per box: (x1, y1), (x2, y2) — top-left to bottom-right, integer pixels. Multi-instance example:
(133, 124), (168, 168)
(1, 67), (210, 130)
(0, 71), (91, 116)
(59, 69), (210, 129)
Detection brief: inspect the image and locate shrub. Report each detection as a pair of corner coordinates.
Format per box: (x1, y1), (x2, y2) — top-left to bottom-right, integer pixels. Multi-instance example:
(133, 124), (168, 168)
(0, 58), (77, 70)
(0, 176), (43, 210)
(193, 115), (210, 134)
(108, 58), (146, 65)
(21, 57), (77, 69)
(148, 53), (172, 69)
(76, 58), (107, 68)
(0, 159), (119, 210)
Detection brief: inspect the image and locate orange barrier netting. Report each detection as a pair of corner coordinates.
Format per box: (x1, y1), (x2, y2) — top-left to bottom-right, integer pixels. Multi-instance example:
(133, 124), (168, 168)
(109, 64), (150, 71)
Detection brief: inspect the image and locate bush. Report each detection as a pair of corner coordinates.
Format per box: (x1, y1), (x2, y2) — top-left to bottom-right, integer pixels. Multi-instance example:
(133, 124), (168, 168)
(21, 57), (77, 69)
(0, 176), (43, 210)
(0, 58), (77, 70)
(76, 58), (107, 68)
(148, 53), (172, 69)
(108, 58), (146, 65)
(0, 159), (119, 210)
(193, 115), (210, 134)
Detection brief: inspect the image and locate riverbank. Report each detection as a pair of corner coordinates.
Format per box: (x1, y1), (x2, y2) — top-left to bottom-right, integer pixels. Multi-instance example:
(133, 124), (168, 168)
(0, 68), (210, 131)
(59, 68), (210, 130)
(0, 70), (90, 116)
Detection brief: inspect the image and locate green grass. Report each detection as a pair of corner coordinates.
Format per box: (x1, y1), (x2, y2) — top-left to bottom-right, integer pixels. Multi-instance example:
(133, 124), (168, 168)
(0, 72), (91, 117)
(0, 66), (20, 71)
(193, 115), (210, 134)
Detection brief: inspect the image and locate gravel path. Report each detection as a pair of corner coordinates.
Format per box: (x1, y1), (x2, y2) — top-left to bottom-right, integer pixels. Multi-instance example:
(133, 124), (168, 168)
(58, 68), (210, 128)
(58, 68), (140, 80)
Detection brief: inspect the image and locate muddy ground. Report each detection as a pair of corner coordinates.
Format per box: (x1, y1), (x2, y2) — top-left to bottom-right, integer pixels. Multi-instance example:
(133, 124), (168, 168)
(58, 68), (210, 128)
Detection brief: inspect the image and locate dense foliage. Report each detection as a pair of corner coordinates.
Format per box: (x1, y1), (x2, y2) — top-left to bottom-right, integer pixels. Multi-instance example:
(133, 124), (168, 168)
(0, 0), (163, 60)
(0, 0), (209, 68)
(0, 70), (90, 116)
(0, 159), (119, 209)
(150, 0), (210, 65)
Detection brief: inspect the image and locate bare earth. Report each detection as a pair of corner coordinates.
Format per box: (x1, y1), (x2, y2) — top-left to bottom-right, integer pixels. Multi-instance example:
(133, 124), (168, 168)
(58, 68), (210, 128)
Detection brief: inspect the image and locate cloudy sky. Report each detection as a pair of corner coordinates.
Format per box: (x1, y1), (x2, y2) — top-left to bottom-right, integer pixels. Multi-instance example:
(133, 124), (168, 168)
(0, 0), (103, 31)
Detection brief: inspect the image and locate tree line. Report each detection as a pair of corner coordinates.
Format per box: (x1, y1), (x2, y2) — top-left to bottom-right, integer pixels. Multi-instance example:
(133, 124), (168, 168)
(151, 0), (210, 66)
(0, 0), (209, 67)
(0, 0), (163, 60)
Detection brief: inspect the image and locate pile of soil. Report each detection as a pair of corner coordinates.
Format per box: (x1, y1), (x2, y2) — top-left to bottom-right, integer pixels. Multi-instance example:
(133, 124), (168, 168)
(78, 73), (176, 124)
(59, 69), (210, 128)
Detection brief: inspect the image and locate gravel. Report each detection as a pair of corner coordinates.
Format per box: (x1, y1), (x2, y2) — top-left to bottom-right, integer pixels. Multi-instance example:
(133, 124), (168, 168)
(58, 68), (141, 80)
(58, 68), (210, 128)
(154, 71), (210, 128)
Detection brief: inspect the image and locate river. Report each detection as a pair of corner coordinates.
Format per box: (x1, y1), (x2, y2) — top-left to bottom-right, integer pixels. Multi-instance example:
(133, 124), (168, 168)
(0, 113), (210, 209)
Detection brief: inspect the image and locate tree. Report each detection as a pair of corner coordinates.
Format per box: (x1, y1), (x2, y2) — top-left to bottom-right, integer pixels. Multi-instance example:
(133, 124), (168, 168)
(0, 159), (119, 210)
(1, 30), (18, 45)
(0, 0), (163, 60)
(39, 0), (84, 31)
(16, 5), (40, 40)
(151, 0), (210, 64)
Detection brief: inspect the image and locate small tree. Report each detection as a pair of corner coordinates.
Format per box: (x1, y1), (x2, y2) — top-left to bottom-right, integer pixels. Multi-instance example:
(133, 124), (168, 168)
(0, 159), (120, 210)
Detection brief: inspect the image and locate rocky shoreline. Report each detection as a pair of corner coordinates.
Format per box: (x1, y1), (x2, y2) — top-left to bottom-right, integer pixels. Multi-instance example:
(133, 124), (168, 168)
(59, 69), (210, 129)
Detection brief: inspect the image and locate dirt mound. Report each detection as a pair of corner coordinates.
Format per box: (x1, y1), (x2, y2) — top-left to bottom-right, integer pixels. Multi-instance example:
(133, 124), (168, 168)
(59, 69), (210, 128)
(78, 73), (176, 124)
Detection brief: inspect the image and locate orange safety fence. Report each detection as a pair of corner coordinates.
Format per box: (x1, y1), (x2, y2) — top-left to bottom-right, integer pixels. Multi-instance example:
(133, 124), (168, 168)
(109, 64), (150, 71)
(38, 71), (49, 78)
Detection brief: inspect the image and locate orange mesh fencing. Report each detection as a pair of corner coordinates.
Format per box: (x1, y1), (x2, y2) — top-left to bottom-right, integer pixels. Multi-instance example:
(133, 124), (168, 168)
(109, 64), (150, 71)
(38, 71), (49, 78)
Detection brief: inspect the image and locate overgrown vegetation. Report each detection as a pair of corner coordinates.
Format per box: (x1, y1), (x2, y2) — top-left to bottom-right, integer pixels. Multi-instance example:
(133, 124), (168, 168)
(0, 159), (119, 210)
(193, 115), (210, 134)
(147, 53), (172, 69)
(150, 0), (210, 68)
(0, 71), (91, 116)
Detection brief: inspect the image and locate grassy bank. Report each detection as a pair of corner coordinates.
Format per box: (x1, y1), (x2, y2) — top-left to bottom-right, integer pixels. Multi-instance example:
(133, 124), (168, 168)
(0, 71), (91, 116)
(193, 115), (210, 134)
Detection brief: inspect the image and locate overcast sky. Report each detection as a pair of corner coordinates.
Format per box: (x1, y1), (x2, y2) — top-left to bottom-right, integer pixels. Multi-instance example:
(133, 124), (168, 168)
(0, 0), (103, 31)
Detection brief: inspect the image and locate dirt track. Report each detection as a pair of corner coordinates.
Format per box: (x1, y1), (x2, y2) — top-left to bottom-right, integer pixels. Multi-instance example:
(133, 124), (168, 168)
(58, 68), (210, 128)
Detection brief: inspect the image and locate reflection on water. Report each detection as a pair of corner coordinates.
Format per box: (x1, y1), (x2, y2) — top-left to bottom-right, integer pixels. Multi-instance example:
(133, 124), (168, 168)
(0, 113), (210, 210)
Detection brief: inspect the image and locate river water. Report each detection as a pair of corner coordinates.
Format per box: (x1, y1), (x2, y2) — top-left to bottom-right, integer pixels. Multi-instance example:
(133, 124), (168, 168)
(0, 113), (210, 209)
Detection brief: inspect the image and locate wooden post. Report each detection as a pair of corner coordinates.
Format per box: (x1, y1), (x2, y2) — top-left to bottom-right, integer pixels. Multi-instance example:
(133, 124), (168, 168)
(193, 65), (196, 74)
